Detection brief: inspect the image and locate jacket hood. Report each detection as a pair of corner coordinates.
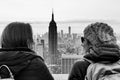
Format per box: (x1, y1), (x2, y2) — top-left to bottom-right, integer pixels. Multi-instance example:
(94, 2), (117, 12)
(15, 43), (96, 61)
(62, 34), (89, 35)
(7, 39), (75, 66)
(84, 44), (120, 63)
(0, 48), (43, 76)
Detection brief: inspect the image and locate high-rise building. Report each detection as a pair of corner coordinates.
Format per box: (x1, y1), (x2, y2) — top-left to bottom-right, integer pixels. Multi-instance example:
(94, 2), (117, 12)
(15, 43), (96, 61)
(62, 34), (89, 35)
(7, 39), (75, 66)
(48, 12), (58, 65)
(68, 26), (71, 35)
(67, 26), (71, 37)
(41, 39), (45, 58)
(34, 40), (44, 59)
(61, 30), (63, 38)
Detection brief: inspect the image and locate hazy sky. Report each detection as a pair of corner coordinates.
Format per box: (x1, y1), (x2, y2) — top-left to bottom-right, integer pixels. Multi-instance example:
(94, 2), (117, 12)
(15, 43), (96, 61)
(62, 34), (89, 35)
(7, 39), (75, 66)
(0, 0), (120, 22)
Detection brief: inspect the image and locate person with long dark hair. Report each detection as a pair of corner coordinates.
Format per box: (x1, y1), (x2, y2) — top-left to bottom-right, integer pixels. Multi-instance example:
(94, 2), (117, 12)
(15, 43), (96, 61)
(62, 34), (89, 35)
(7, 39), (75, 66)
(0, 22), (54, 80)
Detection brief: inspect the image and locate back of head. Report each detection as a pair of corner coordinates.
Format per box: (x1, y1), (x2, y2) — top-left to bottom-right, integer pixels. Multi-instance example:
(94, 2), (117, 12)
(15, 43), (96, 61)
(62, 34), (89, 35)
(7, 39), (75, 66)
(1, 22), (33, 49)
(84, 22), (116, 48)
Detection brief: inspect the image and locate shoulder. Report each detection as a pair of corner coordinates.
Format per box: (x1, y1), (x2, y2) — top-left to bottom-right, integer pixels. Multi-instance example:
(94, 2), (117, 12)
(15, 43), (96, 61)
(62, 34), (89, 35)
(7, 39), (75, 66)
(15, 56), (54, 80)
(73, 59), (90, 69)
(27, 57), (54, 80)
(28, 56), (46, 70)
(70, 59), (90, 74)
(71, 59), (90, 76)
(68, 59), (90, 80)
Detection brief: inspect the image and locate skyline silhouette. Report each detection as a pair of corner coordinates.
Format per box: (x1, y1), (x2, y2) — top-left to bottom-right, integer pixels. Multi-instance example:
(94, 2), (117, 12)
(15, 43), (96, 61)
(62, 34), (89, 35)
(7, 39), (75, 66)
(0, 20), (120, 35)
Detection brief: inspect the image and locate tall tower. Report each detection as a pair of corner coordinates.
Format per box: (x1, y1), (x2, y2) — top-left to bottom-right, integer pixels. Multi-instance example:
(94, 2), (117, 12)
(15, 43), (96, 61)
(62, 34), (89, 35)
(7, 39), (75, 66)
(68, 26), (71, 37)
(68, 26), (71, 35)
(61, 30), (63, 38)
(48, 12), (58, 65)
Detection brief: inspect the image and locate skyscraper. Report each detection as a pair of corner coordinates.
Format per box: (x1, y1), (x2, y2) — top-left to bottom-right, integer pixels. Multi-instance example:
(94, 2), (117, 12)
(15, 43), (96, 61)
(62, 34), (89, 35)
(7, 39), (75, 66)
(67, 26), (71, 38)
(68, 26), (71, 35)
(48, 12), (58, 65)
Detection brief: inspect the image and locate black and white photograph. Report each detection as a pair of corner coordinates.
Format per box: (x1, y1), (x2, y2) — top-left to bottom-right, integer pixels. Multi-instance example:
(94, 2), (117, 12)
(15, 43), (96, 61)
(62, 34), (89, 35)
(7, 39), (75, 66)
(0, 0), (120, 80)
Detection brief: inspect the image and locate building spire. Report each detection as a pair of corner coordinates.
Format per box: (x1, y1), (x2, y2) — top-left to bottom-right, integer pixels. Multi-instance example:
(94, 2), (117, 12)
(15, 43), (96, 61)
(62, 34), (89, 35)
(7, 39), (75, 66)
(52, 8), (54, 21)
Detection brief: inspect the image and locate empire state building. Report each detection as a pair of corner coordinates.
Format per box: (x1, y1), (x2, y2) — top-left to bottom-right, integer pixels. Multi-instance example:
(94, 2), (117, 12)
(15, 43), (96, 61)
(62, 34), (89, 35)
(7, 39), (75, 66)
(48, 12), (58, 65)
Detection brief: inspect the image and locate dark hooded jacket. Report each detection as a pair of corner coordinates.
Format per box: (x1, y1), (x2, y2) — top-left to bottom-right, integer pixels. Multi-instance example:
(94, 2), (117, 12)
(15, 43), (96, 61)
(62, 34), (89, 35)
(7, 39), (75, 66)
(0, 48), (54, 80)
(68, 44), (120, 80)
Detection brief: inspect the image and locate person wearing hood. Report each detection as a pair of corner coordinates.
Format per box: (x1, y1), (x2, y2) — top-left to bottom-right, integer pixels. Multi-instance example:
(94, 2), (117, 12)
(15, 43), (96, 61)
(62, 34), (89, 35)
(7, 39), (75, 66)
(0, 22), (54, 80)
(68, 22), (120, 80)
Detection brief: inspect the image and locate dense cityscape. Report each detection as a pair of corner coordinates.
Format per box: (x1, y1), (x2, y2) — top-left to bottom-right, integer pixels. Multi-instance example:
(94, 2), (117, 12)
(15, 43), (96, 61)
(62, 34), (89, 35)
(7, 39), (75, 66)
(32, 13), (120, 74)
(33, 25), (84, 73)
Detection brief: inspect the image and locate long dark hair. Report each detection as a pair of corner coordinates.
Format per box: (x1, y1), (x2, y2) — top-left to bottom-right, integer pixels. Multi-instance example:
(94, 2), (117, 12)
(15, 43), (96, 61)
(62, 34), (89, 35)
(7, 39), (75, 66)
(1, 22), (34, 49)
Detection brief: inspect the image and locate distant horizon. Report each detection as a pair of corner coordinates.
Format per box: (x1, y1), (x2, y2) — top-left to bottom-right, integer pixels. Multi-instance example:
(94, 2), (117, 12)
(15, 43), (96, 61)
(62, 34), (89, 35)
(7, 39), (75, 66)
(0, 19), (119, 35)
(0, 19), (120, 24)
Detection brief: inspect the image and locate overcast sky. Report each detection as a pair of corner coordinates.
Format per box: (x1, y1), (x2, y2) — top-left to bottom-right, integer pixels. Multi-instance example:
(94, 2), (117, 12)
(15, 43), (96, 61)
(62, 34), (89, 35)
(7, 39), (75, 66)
(0, 0), (120, 22)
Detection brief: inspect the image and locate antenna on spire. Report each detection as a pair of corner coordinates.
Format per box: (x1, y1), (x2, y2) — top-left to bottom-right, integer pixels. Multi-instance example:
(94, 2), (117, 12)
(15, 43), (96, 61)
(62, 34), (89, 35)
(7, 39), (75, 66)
(52, 8), (54, 21)
(52, 8), (54, 13)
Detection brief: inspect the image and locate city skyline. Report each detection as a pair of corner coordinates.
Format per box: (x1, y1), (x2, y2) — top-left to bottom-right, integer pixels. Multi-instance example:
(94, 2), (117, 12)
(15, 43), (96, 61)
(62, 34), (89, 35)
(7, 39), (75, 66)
(0, 0), (119, 35)
(0, 20), (120, 35)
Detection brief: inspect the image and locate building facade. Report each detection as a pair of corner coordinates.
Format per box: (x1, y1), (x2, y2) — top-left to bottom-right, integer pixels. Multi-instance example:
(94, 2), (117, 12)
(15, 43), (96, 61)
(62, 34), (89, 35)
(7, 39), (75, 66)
(48, 12), (58, 65)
